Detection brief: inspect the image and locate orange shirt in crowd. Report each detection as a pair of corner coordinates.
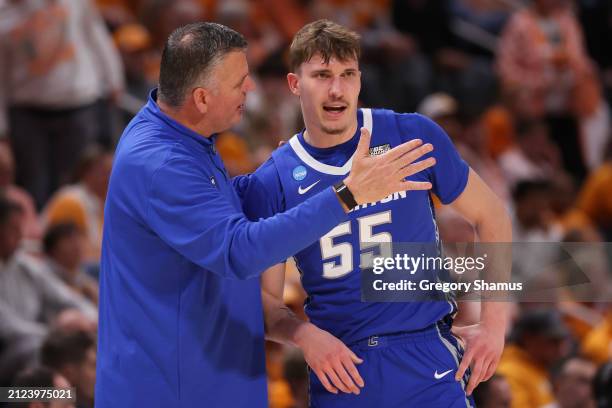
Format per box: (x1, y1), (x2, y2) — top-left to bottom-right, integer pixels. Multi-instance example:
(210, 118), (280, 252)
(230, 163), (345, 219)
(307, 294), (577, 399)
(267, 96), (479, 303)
(497, 344), (555, 408)
(497, 6), (599, 117)
(574, 162), (612, 231)
(482, 105), (515, 159)
(582, 311), (612, 365)
(43, 184), (104, 263)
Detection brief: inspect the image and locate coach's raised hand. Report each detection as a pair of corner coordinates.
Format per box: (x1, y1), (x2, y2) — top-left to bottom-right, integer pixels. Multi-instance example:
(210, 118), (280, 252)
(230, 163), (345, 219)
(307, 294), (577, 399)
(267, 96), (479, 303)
(341, 127), (435, 209)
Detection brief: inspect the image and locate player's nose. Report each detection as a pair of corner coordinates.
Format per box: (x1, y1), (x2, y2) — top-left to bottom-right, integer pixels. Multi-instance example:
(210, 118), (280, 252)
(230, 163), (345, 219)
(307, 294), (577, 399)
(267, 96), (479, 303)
(328, 76), (343, 99)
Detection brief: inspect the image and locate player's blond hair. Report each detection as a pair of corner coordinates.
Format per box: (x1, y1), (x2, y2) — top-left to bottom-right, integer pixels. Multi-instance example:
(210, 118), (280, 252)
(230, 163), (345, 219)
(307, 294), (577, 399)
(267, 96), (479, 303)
(288, 19), (361, 72)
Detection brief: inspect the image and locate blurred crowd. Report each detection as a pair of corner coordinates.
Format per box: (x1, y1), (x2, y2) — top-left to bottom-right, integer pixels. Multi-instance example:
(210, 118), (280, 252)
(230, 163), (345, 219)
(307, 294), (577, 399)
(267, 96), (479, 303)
(0, 0), (612, 407)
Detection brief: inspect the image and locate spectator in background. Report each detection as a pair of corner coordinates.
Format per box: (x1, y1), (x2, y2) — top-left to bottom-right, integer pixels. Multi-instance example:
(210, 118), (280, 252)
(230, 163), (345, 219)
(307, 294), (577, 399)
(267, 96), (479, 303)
(577, 0), (612, 104)
(283, 349), (308, 408)
(266, 342), (294, 408)
(42, 147), (113, 265)
(41, 330), (96, 408)
(43, 223), (98, 305)
(472, 374), (512, 408)
(593, 361), (612, 408)
(250, 0), (307, 46)
(215, 0), (285, 72)
(571, 141), (612, 240)
(582, 309), (612, 365)
(95, 0), (139, 30)
(497, 0), (601, 183)
(455, 110), (511, 205)
(450, 0), (513, 37)
(418, 93), (510, 205)
(497, 308), (571, 408)
(0, 144), (40, 243)
(549, 174), (584, 236)
(417, 92), (462, 141)
(113, 23), (156, 102)
(573, 2), (611, 174)
(512, 180), (560, 242)
(0, 195), (96, 385)
(481, 94), (516, 160)
(10, 366), (75, 408)
(0, 0), (124, 208)
(391, 0), (498, 112)
(551, 356), (597, 408)
(140, 0), (206, 51)
(498, 119), (562, 188)
(215, 132), (257, 176)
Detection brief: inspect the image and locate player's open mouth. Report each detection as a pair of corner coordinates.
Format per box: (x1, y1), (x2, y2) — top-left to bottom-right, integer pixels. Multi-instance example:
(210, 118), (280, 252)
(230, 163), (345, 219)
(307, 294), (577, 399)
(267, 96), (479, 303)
(323, 105), (347, 115)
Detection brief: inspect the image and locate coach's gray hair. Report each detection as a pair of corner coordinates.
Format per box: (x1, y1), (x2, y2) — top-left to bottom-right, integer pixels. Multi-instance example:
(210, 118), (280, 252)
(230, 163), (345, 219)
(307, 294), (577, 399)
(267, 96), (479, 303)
(158, 22), (247, 107)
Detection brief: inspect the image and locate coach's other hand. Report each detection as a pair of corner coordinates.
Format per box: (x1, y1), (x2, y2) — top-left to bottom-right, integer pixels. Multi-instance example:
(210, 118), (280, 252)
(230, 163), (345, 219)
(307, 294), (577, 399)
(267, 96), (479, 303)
(343, 127), (435, 207)
(452, 322), (505, 396)
(295, 322), (364, 395)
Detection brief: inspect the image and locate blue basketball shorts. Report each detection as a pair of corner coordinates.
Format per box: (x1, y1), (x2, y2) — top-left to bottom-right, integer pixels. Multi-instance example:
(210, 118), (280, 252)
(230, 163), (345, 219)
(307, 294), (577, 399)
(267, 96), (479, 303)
(309, 320), (475, 408)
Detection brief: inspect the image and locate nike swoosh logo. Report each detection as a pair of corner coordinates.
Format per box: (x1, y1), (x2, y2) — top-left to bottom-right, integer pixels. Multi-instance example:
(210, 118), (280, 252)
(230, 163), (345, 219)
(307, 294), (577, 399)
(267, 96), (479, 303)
(298, 180), (321, 195)
(434, 369), (453, 380)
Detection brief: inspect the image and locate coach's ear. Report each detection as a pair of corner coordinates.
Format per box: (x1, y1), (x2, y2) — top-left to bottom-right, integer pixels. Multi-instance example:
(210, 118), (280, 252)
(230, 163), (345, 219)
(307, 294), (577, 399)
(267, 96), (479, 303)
(287, 73), (300, 96)
(192, 87), (210, 114)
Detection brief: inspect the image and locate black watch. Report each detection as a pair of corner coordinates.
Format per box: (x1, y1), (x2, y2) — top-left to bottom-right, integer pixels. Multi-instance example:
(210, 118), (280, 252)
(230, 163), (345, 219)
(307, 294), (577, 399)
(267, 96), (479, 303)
(333, 181), (358, 210)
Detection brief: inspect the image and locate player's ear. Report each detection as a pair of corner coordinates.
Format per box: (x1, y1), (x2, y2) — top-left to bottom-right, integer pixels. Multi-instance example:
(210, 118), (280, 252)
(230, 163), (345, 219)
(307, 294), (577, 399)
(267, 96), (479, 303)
(192, 87), (209, 114)
(287, 73), (300, 96)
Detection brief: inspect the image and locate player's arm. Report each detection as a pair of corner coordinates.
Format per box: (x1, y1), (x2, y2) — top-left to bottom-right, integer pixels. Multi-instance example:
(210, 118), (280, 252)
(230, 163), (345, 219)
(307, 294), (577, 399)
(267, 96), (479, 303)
(261, 264), (364, 395)
(448, 168), (512, 395)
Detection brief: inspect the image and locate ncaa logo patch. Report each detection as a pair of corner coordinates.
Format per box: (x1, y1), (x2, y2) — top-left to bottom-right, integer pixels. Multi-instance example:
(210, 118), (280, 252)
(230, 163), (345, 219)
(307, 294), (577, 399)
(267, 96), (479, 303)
(292, 165), (307, 181)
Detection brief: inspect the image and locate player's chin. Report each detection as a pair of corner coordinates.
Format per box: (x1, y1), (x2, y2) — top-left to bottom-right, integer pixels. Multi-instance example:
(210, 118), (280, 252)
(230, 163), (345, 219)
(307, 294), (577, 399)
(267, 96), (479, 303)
(321, 123), (348, 135)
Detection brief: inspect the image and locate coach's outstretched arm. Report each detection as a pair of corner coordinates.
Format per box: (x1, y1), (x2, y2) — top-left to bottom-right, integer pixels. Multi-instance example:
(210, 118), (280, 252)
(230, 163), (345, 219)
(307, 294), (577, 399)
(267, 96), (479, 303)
(147, 128), (436, 280)
(448, 168), (513, 396)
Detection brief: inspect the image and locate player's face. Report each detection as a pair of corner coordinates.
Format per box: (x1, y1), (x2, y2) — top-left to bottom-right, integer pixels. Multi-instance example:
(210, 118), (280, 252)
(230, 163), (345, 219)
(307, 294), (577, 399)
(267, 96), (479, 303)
(289, 54), (361, 136)
(204, 50), (255, 133)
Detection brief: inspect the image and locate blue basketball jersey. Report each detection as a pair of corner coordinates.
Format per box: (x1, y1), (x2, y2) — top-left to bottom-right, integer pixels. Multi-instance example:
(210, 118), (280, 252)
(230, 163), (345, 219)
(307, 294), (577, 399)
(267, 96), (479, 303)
(238, 108), (469, 344)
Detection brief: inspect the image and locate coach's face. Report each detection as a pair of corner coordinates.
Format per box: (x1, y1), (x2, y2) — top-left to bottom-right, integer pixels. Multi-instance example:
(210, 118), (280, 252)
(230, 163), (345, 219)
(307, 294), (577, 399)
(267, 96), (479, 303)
(288, 54), (361, 136)
(204, 50), (255, 133)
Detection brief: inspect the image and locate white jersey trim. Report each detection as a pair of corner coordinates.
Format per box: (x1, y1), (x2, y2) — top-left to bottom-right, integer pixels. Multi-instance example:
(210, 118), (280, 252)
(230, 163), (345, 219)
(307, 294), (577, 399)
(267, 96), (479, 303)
(288, 108), (373, 176)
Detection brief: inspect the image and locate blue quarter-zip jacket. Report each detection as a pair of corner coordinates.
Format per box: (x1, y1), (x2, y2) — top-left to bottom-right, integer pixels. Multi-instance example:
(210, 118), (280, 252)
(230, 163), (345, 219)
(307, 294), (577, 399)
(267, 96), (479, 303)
(95, 90), (347, 407)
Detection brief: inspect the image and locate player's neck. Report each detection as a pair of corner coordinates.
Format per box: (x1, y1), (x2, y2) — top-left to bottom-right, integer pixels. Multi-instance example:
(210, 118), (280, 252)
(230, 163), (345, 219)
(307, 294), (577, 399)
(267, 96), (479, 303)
(303, 120), (358, 149)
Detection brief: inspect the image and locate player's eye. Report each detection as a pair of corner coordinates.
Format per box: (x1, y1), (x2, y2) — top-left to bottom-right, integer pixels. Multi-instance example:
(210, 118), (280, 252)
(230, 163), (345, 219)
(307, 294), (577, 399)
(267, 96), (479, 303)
(315, 72), (330, 79)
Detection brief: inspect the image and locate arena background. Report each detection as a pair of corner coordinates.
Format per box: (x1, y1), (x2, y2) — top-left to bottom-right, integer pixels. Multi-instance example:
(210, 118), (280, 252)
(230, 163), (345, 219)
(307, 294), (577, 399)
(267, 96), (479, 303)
(0, 0), (611, 407)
